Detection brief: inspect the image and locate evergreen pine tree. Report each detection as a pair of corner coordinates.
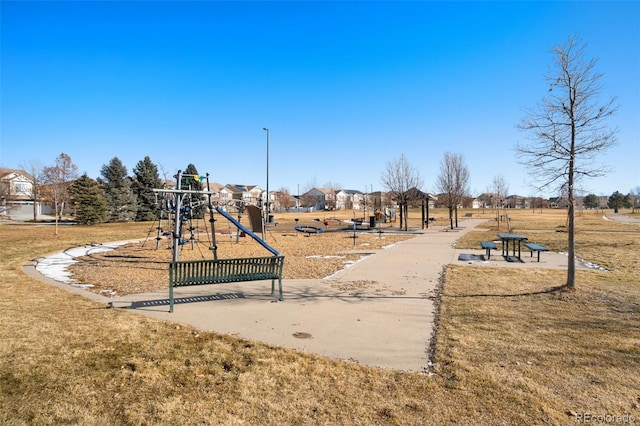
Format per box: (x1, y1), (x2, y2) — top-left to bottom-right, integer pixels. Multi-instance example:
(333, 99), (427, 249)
(132, 156), (162, 221)
(583, 194), (600, 209)
(183, 163), (205, 219)
(607, 191), (627, 213)
(69, 174), (108, 225)
(99, 157), (137, 222)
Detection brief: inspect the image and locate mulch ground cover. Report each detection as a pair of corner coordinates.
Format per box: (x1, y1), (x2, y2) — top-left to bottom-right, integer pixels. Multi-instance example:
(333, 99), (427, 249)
(68, 229), (413, 296)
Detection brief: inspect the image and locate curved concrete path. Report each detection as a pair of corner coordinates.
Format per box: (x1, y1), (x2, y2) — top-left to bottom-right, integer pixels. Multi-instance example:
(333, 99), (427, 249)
(25, 218), (586, 371)
(605, 213), (640, 226)
(113, 222), (486, 372)
(25, 221), (485, 372)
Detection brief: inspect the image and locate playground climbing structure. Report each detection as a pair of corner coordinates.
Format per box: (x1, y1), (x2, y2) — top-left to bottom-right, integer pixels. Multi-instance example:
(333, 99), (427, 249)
(152, 171), (284, 312)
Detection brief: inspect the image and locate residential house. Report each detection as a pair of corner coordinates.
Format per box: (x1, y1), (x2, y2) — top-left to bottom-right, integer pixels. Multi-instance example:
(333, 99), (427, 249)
(367, 191), (388, 210)
(301, 188), (334, 211)
(505, 195), (528, 209)
(207, 182), (224, 199)
(476, 192), (502, 208)
(0, 168), (36, 219)
(220, 184), (263, 206)
(463, 196), (483, 209)
(336, 189), (363, 210)
(548, 197), (569, 209)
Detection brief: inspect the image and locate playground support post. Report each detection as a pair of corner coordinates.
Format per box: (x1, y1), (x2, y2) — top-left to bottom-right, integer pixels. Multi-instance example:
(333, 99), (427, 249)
(205, 173), (218, 260)
(171, 171), (183, 263)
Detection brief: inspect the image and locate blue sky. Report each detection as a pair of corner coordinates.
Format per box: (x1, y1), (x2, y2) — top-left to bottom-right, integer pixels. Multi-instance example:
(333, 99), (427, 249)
(1, 1), (638, 198)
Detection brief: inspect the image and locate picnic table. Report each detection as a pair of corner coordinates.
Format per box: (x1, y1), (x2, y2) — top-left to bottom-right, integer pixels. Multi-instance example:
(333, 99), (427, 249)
(497, 233), (528, 261)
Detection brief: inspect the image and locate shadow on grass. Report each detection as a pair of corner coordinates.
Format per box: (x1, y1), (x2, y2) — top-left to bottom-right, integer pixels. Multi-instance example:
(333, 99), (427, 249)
(444, 284), (568, 298)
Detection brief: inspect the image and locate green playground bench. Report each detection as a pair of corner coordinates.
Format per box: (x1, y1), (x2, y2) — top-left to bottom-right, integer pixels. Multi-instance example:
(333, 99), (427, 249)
(481, 241), (497, 259)
(169, 256), (284, 312)
(524, 243), (548, 262)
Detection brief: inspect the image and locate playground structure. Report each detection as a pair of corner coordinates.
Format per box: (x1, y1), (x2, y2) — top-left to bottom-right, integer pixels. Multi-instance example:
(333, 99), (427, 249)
(152, 171), (284, 312)
(294, 225), (324, 234)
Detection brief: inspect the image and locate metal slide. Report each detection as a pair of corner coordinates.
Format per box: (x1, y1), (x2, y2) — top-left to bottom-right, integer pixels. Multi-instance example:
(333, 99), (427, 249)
(214, 207), (280, 257)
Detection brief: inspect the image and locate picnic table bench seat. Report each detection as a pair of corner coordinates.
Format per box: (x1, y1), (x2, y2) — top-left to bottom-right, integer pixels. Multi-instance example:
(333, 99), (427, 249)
(524, 243), (548, 262)
(481, 241), (497, 259)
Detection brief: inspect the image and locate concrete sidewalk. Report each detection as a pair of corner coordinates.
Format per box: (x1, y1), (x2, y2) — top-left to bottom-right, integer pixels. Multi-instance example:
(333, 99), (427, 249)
(105, 220), (486, 372)
(26, 218), (586, 372)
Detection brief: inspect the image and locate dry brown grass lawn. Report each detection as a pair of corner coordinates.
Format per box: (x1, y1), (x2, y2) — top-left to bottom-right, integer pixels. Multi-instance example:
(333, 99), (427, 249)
(1, 208), (639, 424)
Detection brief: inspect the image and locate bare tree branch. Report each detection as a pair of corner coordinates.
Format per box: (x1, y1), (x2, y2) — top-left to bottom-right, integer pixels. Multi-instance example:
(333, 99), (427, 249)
(381, 154), (423, 231)
(516, 35), (618, 288)
(436, 152), (470, 229)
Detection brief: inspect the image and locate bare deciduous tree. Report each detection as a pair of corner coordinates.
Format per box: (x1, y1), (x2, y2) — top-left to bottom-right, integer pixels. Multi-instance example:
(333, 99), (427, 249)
(517, 35), (618, 289)
(491, 175), (509, 231)
(436, 152), (470, 229)
(41, 153), (79, 234)
(381, 154), (423, 231)
(275, 187), (295, 211)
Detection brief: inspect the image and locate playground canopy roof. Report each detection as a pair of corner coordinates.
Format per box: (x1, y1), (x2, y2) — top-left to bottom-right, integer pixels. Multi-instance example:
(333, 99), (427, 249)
(390, 187), (438, 202)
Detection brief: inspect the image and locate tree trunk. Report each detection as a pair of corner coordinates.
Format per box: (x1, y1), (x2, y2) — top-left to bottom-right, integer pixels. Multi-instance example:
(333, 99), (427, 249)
(426, 202), (430, 229)
(449, 207), (454, 229)
(405, 203), (409, 231)
(567, 193), (576, 288)
(454, 206), (459, 228)
(567, 99), (577, 289)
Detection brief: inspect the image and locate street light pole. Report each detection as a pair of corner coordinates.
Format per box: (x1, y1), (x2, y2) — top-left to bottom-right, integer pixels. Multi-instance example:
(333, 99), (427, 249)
(263, 127), (269, 240)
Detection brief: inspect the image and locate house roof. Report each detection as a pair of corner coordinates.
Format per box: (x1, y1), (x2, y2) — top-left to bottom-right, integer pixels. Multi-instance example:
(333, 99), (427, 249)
(338, 189), (363, 195)
(208, 182), (224, 192)
(0, 168), (35, 181)
(401, 187), (437, 201)
(316, 187), (336, 195)
(223, 184), (261, 193)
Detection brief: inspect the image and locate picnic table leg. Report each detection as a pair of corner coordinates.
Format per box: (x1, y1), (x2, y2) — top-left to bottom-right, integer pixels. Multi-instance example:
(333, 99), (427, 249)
(517, 240), (521, 260)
